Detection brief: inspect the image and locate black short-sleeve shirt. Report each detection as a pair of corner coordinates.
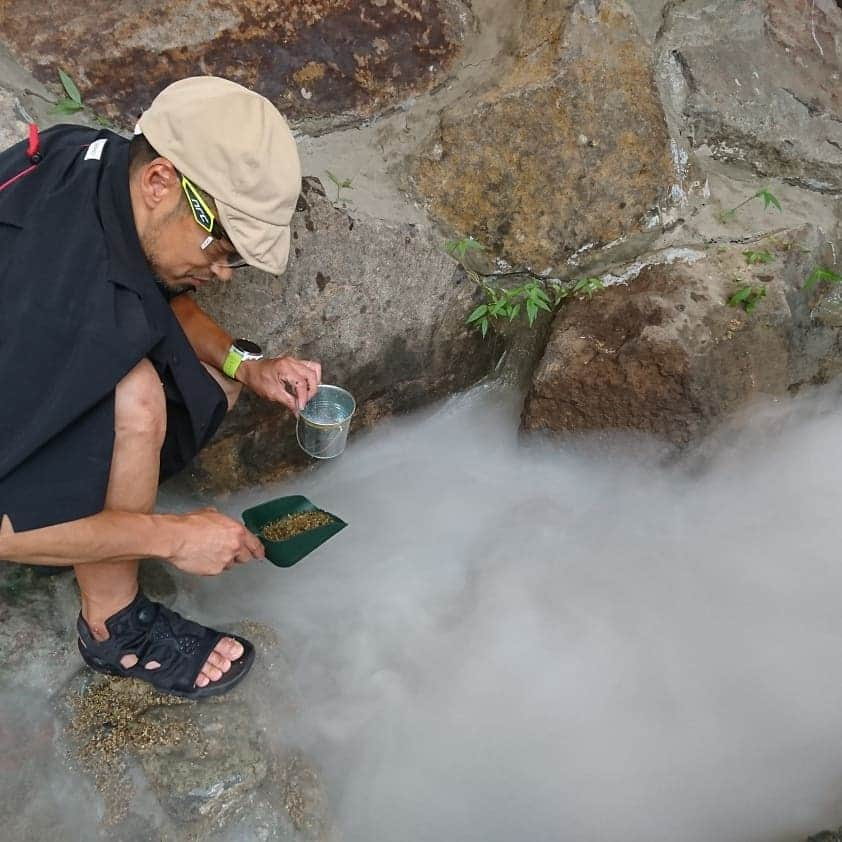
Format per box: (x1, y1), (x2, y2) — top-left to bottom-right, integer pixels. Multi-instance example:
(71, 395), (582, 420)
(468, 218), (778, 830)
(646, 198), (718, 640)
(0, 125), (227, 531)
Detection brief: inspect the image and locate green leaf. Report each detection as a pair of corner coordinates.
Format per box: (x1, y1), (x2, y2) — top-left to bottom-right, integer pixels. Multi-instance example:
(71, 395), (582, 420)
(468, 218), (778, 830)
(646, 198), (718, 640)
(728, 285), (766, 311)
(466, 304), (488, 324)
(805, 266), (842, 289)
(532, 287), (551, 305)
(446, 236), (484, 262)
(489, 299), (508, 318)
(535, 298), (552, 312)
(728, 287), (751, 307)
(509, 303), (521, 321)
(745, 288), (766, 312)
(571, 277), (603, 298)
(526, 300), (538, 326)
(480, 318), (489, 338)
(742, 249), (774, 265)
(52, 98), (84, 115)
(58, 69), (82, 105)
(755, 188), (782, 212)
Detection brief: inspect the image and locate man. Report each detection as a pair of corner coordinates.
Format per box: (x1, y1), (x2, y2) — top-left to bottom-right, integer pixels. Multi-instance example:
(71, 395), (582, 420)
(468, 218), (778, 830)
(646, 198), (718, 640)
(0, 77), (321, 699)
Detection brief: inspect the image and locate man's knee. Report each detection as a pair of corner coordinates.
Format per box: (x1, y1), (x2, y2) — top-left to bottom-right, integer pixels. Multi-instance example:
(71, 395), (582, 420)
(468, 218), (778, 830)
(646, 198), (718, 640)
(114, 360), (166, 447)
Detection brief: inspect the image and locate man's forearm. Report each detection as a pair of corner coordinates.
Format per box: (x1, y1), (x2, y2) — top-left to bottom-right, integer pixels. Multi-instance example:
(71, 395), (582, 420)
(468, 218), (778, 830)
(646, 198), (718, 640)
(0, 511), (179, 566)
(170, 294), (233, 371)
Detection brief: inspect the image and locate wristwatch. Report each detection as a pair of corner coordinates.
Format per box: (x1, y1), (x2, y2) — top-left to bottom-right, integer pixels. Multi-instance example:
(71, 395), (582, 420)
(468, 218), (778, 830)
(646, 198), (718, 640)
(222, 338), (263, 379)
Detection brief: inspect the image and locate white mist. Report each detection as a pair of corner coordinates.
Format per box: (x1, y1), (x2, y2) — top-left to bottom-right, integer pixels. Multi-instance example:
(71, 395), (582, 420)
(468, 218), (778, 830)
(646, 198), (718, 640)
(186, 384), (842, 841)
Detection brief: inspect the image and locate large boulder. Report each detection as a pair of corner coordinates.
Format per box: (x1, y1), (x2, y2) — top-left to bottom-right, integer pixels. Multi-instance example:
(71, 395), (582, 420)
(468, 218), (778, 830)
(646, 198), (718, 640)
(190, 176), (496, 491)
(0, 0), (470, 130)
(412, 0), (676, 272)
(522, 226), (842, 443)
(657, 0), (842, 191)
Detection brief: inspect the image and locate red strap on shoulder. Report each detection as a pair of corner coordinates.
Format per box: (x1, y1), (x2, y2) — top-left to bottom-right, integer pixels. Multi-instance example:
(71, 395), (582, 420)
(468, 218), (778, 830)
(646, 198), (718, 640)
(26, 123), (40, 161)
(0, 124), (40, 193)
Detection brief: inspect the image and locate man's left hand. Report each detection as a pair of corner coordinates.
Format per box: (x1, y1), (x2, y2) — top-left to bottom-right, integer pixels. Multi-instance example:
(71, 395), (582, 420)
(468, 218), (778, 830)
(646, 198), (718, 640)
(236, 356), (322, 415)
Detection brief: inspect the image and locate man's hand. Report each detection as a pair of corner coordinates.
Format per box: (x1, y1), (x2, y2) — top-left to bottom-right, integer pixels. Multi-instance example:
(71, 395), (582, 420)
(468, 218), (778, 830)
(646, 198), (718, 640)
(165, 508), (265, 575)
(236, 355), (322, 415)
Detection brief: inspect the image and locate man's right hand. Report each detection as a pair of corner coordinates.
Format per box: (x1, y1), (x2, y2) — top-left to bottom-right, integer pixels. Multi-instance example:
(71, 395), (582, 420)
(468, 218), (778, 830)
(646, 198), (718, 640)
(165, 508), (264, 575)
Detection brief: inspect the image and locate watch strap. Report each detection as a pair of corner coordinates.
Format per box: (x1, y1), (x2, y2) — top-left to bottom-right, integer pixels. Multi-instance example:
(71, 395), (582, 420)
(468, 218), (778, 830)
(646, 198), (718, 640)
(223, 345), (245, 379)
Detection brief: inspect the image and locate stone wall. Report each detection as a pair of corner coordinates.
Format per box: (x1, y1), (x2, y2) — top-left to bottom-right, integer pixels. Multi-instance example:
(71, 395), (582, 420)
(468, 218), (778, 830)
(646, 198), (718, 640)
(2, 0), (842, 477)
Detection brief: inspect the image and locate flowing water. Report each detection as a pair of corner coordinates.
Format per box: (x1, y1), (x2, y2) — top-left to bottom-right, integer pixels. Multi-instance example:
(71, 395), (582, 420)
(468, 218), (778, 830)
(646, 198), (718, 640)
(184, 383), (842, 842)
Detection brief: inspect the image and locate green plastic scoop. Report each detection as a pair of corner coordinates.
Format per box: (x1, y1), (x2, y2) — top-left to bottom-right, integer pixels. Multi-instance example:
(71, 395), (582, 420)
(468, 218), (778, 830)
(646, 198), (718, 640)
(242, 494), (347, 568)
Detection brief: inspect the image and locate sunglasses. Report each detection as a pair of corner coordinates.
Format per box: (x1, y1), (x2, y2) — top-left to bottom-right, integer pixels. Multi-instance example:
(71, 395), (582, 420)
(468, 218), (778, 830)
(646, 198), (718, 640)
(180, 174), (249, 269)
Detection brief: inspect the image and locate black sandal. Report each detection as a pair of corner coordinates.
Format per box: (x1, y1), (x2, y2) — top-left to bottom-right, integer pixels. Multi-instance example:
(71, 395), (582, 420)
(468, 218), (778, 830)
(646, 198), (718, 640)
(76, 592), (255, 700)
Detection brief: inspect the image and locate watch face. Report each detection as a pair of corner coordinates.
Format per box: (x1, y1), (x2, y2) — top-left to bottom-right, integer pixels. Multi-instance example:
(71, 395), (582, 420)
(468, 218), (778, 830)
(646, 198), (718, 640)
(234, 339), (262, 355)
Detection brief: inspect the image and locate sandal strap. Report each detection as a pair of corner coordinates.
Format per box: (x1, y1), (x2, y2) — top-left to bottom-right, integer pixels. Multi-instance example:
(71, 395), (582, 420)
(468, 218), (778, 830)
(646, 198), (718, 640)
(77, 592), (227, 694)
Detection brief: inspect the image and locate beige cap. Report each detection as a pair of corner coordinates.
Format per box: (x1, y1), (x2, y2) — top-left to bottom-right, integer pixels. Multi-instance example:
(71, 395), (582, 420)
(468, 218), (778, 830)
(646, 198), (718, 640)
(137, 76), (301, 275)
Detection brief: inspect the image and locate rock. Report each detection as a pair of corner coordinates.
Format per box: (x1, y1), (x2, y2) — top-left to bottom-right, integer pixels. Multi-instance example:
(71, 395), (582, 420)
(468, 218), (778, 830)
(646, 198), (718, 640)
(0, 86), (27, 151)
(809, 831), (842, 842)
(0, 686), (103, 841)
(137, 701), (269, 825)
(57, 620), (336, 840)
(522, 227), (842, 443)
(413, 0), (676, 272)
(0, 562), (79, 694)
(657, 0), (842, 191)
(189, 176), (497, 492)
(1, 0), (470, 130)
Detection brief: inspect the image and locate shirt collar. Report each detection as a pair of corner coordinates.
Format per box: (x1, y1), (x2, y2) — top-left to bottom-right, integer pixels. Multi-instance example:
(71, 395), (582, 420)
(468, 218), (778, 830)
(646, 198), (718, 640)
(97, 138), (158, 297)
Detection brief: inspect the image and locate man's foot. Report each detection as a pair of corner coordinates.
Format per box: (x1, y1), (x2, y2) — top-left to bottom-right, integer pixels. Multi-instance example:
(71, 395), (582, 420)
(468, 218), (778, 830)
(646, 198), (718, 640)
(77, 592), (255, 699)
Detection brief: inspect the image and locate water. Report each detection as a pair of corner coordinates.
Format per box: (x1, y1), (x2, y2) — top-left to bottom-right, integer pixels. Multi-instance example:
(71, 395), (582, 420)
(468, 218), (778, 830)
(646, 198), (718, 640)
(183, 383), (842, 842)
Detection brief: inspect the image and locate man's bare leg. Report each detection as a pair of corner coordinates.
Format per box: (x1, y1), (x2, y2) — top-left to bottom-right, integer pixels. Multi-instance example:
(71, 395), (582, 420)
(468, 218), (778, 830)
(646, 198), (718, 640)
(74, 359), (243, 688)
(201, 361), (242, 411)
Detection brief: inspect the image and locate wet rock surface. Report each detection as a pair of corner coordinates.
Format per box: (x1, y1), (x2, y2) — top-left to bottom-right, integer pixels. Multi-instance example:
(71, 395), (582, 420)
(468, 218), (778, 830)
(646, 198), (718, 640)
(0, 0), (469, 129)
(413, 0), (675, 271)
(190, 175), (497, 492)
(522, 227), (842, 443)
(658, 0), (842, 191)
(0, 565), (335, 842)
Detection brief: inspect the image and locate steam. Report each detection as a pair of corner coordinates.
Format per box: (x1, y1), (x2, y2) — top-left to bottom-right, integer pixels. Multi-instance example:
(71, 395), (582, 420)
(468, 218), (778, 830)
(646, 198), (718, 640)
(194, 383), (842, 842)
(8, 383), (842, 840)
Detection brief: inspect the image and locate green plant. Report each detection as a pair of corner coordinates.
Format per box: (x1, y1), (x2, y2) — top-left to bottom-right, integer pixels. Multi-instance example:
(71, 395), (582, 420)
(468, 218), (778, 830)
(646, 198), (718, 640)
(52, 69), (84, 115)
(742, 249), (774, 265)
(719, 187), (782, 222)
(446, 237), (604, 337)
(728, 281), (767, 313)
(445, 236), (484, 263)
(325, 170), (353, 205)
(804, 266), (842, 290)
(569, 277), (605, 299)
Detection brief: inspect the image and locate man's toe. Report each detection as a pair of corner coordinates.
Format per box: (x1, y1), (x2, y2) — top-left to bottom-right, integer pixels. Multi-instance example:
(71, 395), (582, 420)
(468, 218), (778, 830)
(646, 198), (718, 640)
(216, 636), (244, 661)
(205, 649), (232, 673)
(193, 637), (246, 687)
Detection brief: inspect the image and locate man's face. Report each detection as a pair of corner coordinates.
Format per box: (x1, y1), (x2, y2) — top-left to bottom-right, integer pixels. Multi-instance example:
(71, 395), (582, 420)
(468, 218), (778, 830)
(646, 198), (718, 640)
(135, 162), (238, 292)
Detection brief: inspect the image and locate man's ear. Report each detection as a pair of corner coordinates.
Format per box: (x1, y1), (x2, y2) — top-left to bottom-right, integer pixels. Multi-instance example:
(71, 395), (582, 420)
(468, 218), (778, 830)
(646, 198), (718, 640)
(138, 158), (179, 211)
(1, 514), (15, 535)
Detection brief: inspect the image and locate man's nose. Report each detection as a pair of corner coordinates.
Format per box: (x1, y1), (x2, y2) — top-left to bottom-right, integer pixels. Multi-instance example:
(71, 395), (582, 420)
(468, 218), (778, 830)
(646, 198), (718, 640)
(210, 263), (234, 282)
